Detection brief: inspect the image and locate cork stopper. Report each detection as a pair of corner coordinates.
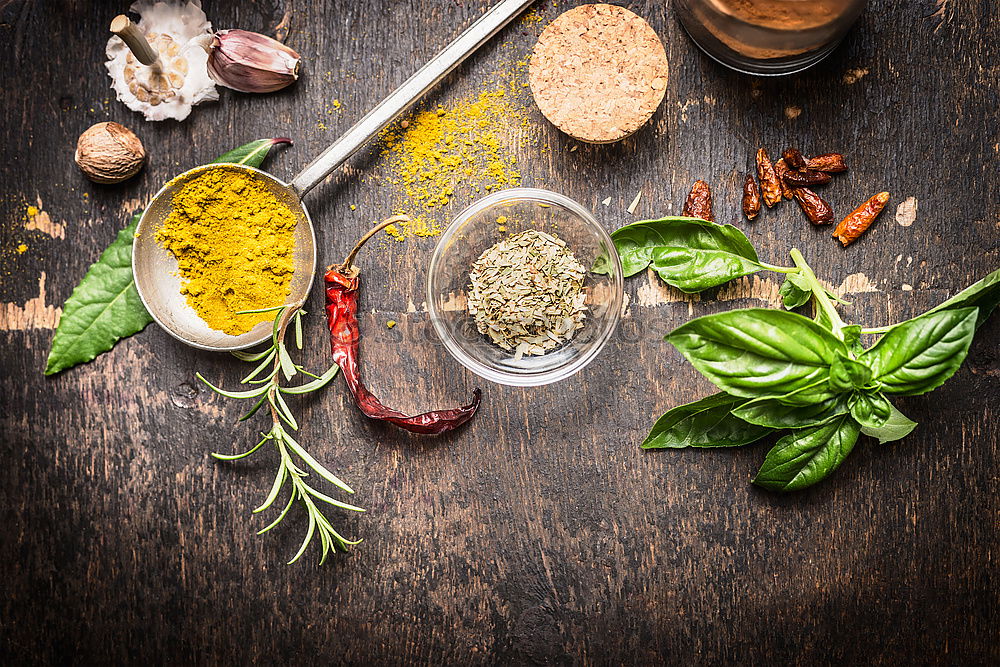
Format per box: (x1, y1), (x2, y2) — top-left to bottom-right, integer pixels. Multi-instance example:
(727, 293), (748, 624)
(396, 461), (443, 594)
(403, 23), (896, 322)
(528, 4), (668, 144)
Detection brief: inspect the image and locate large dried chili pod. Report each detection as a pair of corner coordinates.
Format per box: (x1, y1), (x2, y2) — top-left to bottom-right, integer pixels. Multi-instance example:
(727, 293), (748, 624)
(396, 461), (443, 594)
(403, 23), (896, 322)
(324, 216), (481, 434)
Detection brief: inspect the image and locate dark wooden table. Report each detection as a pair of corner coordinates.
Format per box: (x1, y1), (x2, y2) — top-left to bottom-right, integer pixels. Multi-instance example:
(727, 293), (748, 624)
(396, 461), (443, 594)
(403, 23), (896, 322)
(2, 1), (997, 664)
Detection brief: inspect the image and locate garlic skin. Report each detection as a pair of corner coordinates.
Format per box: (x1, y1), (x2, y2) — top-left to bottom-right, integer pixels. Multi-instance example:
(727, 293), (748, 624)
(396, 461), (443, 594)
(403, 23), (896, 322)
(206, 30), (301, 93)
(105, 0), (218, 121)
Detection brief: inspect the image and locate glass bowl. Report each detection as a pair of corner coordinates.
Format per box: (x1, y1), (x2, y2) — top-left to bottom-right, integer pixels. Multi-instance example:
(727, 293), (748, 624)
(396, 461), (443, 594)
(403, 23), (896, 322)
(427, 188), (623, 387)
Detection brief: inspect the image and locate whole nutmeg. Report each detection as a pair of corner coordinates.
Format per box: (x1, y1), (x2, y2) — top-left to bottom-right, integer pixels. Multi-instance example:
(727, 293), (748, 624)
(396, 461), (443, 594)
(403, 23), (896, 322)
(74, 122), (145, 184)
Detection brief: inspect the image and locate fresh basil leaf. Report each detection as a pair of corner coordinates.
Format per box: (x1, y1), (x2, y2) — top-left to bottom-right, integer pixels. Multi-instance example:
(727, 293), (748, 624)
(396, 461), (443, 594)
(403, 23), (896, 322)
(849, 391), (892, 428)
(922, 267), (1000, 329)
(45, 213), (153, 375)
(860, 307), (978, 395)
(841, 325), (863, 354)
(604, 217), (759, 279)
(650, 246), (764, 293)
(770, 380), (840, 406)
(642, 392), (772, 449)
(779, 273), (812, 309)
(860, 403), (918, 444)
(733, 393), (849, 429)
(667, 309), (846, 399)
(211, 137), (292, 168)
(753, 414), (861, 492)
(606, 221), (667, 277)
(829, 353), (874, 392)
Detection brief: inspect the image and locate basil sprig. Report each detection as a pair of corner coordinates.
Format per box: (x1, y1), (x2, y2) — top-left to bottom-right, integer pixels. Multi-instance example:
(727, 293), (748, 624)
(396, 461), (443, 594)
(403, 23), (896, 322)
(627, 217), (999, 492)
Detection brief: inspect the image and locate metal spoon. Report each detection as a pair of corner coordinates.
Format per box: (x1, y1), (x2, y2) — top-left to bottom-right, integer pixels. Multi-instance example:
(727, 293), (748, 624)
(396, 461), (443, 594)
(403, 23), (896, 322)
(133, 0), (535, 351)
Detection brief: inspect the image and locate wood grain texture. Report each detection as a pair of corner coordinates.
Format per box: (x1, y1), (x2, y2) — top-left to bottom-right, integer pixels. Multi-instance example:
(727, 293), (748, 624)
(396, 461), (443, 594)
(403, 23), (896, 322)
(1, 0), (998, 664)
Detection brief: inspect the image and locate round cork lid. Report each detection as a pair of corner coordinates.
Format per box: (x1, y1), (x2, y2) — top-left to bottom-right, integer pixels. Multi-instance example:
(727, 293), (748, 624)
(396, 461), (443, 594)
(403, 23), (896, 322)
(528, 4), (668, 144)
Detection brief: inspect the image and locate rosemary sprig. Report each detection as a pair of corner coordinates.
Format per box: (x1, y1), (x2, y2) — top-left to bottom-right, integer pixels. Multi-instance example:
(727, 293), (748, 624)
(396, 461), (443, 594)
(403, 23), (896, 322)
(197, 304), (362, 564)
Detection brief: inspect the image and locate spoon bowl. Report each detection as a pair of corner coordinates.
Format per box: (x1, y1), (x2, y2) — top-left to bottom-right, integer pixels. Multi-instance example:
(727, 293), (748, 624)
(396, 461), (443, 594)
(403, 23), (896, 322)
(132, 164), (316, 351)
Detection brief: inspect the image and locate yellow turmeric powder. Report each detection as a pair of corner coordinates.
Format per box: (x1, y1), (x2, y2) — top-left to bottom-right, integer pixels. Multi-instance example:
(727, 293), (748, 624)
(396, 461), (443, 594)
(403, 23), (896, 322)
(156, 166), (297, 335)
(379, 86), (526, 240)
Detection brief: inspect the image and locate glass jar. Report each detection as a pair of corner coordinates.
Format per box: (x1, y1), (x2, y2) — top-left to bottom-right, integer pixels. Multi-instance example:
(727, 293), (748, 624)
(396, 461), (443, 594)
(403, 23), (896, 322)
(674, 0), (868, 76)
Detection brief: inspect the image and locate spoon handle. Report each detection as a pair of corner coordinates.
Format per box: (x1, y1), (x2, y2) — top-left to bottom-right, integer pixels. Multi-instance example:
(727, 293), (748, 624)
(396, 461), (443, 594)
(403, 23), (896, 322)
(289, 0), (535, 198)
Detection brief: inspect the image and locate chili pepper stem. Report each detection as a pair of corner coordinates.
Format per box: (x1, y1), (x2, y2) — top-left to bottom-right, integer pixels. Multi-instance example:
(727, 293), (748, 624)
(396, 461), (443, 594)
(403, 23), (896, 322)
(789, 248), (848, 339)
(337, 215), (411, 272)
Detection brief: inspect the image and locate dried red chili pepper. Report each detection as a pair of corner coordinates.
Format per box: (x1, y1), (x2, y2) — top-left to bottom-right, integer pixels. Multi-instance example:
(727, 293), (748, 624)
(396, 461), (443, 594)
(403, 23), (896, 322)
(682, 179), (715, 221)
(833, 191), (890, 246)
(755, 148), (782, 207)
(782, 169), (833, 187)
(773, 159), (794, 200)
(742, 174), (761, 220)
(325, 215), (481, 434)
(782, 147), (807, 170)
(792, 187), (835, 225)
(806, 153), (848, 173)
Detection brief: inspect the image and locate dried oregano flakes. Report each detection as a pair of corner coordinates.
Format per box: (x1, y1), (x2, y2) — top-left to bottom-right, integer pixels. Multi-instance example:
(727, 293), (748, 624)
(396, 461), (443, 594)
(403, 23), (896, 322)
(467, 229), (587, 359)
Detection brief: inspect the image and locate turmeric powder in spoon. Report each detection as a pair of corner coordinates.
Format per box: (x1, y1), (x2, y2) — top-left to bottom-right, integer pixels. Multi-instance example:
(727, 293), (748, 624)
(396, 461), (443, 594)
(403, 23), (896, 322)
(155, 166), (296, 335)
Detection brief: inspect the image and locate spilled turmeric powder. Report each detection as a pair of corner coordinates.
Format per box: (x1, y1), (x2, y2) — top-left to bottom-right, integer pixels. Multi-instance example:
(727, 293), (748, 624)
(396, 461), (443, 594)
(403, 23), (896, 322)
(156, 166), (297, 335)
(379, 85), (528, 240)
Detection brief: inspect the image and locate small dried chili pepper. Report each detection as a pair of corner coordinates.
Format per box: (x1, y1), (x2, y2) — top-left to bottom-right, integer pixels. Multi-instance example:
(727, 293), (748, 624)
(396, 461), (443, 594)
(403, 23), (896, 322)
(755, 148), (782, 207)
(742, 174), (761, 220)
(782, 147), (807, 170)
(833, 191), (890, 246)
(682, 179), (715, 221)
(782, 169), (833, 187)
(806, 153), (848, 173)
(325, 215), (481, 434)
(773, 159), (794, 200)
(792, 187), (835, 225)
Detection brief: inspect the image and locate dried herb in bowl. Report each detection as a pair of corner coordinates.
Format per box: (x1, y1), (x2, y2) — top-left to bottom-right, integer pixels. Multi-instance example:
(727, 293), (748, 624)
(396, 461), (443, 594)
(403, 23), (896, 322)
(467, 229), (588, 359)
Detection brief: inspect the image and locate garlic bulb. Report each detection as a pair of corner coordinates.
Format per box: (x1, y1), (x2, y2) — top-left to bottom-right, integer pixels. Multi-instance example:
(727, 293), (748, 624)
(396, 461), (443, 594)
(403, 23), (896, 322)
(204, 30), (301, 93)
(105, 0), (218, 121)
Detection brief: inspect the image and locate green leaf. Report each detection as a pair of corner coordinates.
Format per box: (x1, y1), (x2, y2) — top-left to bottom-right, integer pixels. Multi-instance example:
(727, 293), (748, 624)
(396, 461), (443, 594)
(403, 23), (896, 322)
(779, 273), (812, 309)
(841, 325), (863, 355)
(753, 414), (861, 492)
(921, 267), (1000, 329)
(667, 308), (846, 400)
(45, 213), (153, 375)
(641, 392), (772, 449)
(650, 246), (764, 293)
(211, 137), (293, 168)
(196, 372), (271, 400)
(279, 364), (339, 395)
(860, 403), (918, 444)
(603, 217), (758, 279)
(829, 353), (874, 392)
(860, 307), (978, 395)
(849, 391), (892, 428)
(733, 394), (849, 429)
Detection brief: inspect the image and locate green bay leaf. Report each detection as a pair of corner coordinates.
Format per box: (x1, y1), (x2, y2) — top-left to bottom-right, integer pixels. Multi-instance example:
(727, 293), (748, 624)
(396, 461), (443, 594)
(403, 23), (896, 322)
(45, 213), (152, 375)
(211, 137), (292, 168)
